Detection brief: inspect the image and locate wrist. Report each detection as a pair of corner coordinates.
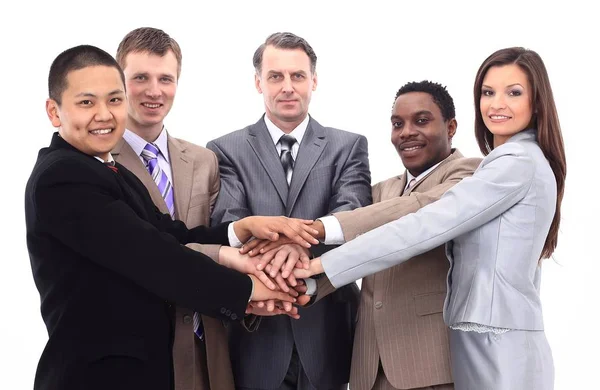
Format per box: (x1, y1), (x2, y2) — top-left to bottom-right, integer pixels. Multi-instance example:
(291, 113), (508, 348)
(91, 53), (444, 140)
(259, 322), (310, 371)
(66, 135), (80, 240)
(233, 218), (252, 243)
(314, 220), (325, 241)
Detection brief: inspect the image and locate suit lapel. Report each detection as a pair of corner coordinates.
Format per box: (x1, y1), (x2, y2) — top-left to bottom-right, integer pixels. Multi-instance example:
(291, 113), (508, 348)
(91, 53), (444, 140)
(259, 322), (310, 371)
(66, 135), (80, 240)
(404, 149), (465, 195)
(168, 136), (193, 222)
(112, 138), (170, 215)
(247, 118), (289, 205)
(286, 119), (327, 215)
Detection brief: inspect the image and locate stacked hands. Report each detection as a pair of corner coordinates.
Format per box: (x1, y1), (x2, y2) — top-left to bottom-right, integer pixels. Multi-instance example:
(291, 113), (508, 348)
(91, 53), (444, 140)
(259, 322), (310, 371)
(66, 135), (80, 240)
(219, 216), (326, 319)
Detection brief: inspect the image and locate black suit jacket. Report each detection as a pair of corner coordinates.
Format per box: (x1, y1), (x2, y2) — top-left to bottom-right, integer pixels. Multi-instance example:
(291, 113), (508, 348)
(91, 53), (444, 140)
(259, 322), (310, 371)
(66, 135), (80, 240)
(25, 133), (252, 390)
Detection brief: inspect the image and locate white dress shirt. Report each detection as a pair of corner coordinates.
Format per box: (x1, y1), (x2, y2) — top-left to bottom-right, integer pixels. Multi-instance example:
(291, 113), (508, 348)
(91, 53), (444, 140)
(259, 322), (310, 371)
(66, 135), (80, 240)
(123, 127), (174, 184)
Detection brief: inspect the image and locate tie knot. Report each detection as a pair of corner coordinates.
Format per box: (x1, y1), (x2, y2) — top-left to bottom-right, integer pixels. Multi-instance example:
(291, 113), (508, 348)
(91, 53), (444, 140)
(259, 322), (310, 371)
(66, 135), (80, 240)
(279, 134), (296, 152)
(141, 143), (160, 161)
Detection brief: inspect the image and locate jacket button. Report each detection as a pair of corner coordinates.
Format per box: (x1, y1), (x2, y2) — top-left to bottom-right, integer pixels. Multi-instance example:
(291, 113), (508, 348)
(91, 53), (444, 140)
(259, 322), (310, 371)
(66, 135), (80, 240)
(231, 313), (238, 320)
(375, 301), (383, 309)
(183, 315), (192, 324)
(220, 307), (226, 314)
(225, 310), (232, 316)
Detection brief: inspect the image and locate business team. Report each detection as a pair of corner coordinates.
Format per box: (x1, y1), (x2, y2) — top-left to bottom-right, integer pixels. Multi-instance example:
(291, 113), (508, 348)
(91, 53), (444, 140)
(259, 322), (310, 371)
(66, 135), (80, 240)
(26, 28), (565, 390)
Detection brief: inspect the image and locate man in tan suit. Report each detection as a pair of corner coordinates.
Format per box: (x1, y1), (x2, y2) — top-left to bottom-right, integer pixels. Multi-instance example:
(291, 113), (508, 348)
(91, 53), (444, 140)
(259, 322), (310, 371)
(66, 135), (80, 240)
(315, 81), (481, 390)
(111, 28), (231, 390)
(251, 81), (482, 390)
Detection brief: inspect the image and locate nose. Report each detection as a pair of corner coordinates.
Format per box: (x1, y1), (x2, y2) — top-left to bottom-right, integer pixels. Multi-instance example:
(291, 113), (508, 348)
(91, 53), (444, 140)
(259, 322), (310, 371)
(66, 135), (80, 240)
(490, 93), (507, 110)
(281, 75), (293, 94)
(94, 102), (113, 122)
(398, 123), (418, 140)
(145, 78), (161, 98)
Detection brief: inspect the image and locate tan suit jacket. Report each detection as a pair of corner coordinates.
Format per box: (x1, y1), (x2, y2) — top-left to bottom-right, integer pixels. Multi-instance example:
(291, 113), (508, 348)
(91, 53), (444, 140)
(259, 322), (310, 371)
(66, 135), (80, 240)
(112, 135), (232, 390)
(317, 150), (481, 390)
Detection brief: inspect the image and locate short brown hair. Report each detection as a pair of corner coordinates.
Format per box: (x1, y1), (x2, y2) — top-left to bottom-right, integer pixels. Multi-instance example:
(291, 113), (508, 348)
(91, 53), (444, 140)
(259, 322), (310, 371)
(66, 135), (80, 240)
(253, 32), (317, 74)
(473, 47), (567, 259)
(116, 27), (182, 78)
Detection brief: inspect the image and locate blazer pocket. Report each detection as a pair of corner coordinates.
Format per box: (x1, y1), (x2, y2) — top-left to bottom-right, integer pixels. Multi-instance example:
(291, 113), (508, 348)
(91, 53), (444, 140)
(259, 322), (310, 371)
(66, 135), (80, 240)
(189, 193), (210, 208)
(86, 338), (148, 362)
(414, 291), (445, 316)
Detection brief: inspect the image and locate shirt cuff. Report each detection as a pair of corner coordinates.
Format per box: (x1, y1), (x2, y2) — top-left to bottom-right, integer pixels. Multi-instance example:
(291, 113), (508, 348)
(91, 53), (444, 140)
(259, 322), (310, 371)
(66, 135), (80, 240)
(248, 275), (254, 302)
(304, 278), (317, 296)
(319, 216), (345, 245)
(228, 222), (244, 248)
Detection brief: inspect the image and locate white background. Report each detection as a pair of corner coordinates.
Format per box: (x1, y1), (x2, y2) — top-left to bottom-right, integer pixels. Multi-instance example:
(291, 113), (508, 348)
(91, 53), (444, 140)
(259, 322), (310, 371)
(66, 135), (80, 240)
(1, 1), (598, 388)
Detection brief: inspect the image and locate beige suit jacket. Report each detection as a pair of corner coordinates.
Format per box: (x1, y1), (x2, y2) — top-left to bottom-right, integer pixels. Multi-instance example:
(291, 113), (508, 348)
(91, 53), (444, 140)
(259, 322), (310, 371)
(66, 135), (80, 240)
(112, 135), (231, 390)
(317, 150), (481, 390)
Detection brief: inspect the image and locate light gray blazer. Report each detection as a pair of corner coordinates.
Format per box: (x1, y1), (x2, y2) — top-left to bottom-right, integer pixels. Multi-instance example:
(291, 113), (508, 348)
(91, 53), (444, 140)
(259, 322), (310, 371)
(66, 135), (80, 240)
(322, 129), (556, 331)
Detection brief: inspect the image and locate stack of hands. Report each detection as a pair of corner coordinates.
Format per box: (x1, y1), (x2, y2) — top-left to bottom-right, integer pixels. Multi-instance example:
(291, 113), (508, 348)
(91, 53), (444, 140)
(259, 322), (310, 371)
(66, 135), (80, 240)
(220, 216), (327, 319)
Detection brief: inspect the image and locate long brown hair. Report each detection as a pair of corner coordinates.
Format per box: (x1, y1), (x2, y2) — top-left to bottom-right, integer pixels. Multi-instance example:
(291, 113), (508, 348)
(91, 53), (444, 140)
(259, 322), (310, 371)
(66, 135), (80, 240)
(473, 47), (566, 259)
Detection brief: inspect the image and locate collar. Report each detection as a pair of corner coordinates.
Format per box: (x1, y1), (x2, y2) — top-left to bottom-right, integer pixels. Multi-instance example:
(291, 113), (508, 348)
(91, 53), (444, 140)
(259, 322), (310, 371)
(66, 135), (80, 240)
(93, 154), (115, 164)
(506, 128), (537, 144)
(123, 127), (170, 162)
(405, 159), (444, 190)
(264, 114), (310, 146)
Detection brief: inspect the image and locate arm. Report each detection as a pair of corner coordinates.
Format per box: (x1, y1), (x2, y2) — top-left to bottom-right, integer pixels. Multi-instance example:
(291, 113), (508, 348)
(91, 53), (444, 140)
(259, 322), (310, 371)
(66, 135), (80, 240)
(321, 143), (535, 289)
(207, 140), (252, 225)
(310, 134), (372, 258)
(335, 157), (482, 241)
(34, 159), (251, 320)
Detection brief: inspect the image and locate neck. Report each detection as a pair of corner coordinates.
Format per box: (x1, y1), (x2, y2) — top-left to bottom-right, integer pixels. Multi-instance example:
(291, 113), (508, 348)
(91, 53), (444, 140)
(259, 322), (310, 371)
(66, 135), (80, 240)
(267, 113), (306, 134)
(127, 119), (163, 143)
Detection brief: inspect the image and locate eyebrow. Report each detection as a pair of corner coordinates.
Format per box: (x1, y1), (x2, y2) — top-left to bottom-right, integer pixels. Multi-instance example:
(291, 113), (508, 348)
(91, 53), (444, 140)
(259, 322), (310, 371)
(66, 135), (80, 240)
(482, 83), (524, 89)
(74, 89), (124, 98)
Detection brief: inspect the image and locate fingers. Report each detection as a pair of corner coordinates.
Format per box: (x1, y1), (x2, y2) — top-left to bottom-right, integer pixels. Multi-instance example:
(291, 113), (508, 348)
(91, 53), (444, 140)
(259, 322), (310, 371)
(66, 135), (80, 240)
(295, 294), (312, 306)
(269, 247), (290, 278)
(280, 249), (300, 279)
(292, 268), (313, 279)
(240, 239), (263, 255)
(254, 270), (277, 290)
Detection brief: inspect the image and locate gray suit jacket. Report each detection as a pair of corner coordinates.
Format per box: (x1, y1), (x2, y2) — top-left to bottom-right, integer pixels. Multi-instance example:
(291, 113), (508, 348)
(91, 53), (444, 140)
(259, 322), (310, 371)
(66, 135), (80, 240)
(321, 129), (555, 331)
(207, 116), (372, 389)
(113, 135), (235, 390)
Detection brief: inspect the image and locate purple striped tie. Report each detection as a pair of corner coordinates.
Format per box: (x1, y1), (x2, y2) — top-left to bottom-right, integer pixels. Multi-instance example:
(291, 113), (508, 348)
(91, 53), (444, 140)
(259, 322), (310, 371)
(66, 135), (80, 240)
(141, 143), (175, 218)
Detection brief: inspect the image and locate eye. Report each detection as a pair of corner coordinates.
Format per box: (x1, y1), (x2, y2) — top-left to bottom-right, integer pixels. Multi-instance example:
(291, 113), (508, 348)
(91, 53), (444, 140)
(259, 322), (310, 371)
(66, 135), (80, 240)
(293, 73), (305, 80)
(110, 97), (123, 104)
(78, 100), (93, 106)
(392, 121), (403, 128)
(508, 89), (522, 96)
(416, 118), (429, 125)
(269, 74), (281, 80)
(481, 89), (494, 96)
(134, 75), (147, 81)
(160, 77), (174, 83)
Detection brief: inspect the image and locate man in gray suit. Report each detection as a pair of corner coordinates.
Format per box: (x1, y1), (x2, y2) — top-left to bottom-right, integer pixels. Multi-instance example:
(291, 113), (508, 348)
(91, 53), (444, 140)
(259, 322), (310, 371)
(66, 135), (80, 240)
(207, 32), (372, 390)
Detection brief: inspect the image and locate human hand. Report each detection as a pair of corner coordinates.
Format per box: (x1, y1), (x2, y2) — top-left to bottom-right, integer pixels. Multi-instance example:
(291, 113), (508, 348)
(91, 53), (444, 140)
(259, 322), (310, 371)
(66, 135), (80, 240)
(241, 220), (325, 256)
(257, 244), (310, 279)
(218, 246), (278, 291)
(248, 275), (297, 304)
(245, 300), (300, 319)
(292, 257), (324, 279)
(234, 216), (319, 248)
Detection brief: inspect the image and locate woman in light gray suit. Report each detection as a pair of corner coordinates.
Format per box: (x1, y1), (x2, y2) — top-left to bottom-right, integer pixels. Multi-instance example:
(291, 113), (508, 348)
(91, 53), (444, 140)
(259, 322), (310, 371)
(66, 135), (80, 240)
(295, 47), (567, 390)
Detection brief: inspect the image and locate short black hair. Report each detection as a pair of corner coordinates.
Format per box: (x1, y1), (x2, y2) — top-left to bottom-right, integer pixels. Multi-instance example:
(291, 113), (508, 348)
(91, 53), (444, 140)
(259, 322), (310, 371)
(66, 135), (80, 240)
(394, 81), (455, 121)
(48, 45), (125, 105)
(253, 32), (317, 74)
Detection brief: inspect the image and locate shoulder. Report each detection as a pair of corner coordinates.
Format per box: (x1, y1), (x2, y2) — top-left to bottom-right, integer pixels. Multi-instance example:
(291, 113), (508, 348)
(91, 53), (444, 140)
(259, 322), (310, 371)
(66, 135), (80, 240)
(373, 174), (403, 189)
(172, 137), (218, 165)
(207, 125), (253, 149)
(322, 126), (366, 145)
(443, 156), (483, 173)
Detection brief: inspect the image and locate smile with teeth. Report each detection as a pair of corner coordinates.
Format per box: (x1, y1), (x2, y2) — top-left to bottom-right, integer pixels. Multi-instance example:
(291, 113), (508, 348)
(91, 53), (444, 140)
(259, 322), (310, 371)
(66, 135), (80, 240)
(90, 129), (112, 135)
(402, 146), (423, 151)
(490, 115), (511, 119)
(142, 103), (161, 108)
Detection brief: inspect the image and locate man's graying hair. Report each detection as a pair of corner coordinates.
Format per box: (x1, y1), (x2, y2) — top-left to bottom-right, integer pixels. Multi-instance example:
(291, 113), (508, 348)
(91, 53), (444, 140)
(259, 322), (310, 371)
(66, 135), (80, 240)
(253, 32), (317, 74)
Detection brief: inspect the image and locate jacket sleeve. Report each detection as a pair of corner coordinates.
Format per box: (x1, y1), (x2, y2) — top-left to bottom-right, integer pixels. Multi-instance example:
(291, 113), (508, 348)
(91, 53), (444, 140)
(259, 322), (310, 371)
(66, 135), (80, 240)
(322, 143), (535, 289)
(32, 158), (252, 320)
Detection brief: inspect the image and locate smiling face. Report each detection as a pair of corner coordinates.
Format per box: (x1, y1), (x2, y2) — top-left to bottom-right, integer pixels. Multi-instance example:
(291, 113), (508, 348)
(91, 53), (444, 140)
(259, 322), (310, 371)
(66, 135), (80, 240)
(255, 46), (317, 133)
(46, 65), (127, 161)
(391, 92), (456, 177)
(480, 64), (533, 147)
(122, 50), (178, 142)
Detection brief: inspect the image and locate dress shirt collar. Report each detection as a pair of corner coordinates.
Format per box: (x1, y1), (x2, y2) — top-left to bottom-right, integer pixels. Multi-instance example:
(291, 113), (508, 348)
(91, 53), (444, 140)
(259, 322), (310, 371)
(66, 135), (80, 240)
(123, 127), (170, 162)
(93, 154), (115, 164)
(264, 114), (310, 146)
(405, 160), (444, 191)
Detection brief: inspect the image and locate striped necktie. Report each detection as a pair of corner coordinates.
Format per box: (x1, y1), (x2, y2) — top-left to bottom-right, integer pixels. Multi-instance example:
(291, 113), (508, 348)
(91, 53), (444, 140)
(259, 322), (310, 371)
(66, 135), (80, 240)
(279, 134), (296, 185)
(141, 143), (175, 218)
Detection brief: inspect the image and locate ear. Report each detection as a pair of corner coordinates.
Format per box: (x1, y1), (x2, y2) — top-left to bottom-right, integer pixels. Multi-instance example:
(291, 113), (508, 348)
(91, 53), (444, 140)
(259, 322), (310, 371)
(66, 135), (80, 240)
(312, 71), (318, 91)
(46, 99), (62, 128)
(447, 118), (457, 140)
(255, 73), (262, 94)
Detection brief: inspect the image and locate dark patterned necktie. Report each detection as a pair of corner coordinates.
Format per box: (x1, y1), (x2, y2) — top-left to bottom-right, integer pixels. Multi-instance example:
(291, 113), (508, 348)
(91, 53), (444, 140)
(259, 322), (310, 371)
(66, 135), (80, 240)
(279, 134), (296, 185)
(104, 160), (118, 173)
